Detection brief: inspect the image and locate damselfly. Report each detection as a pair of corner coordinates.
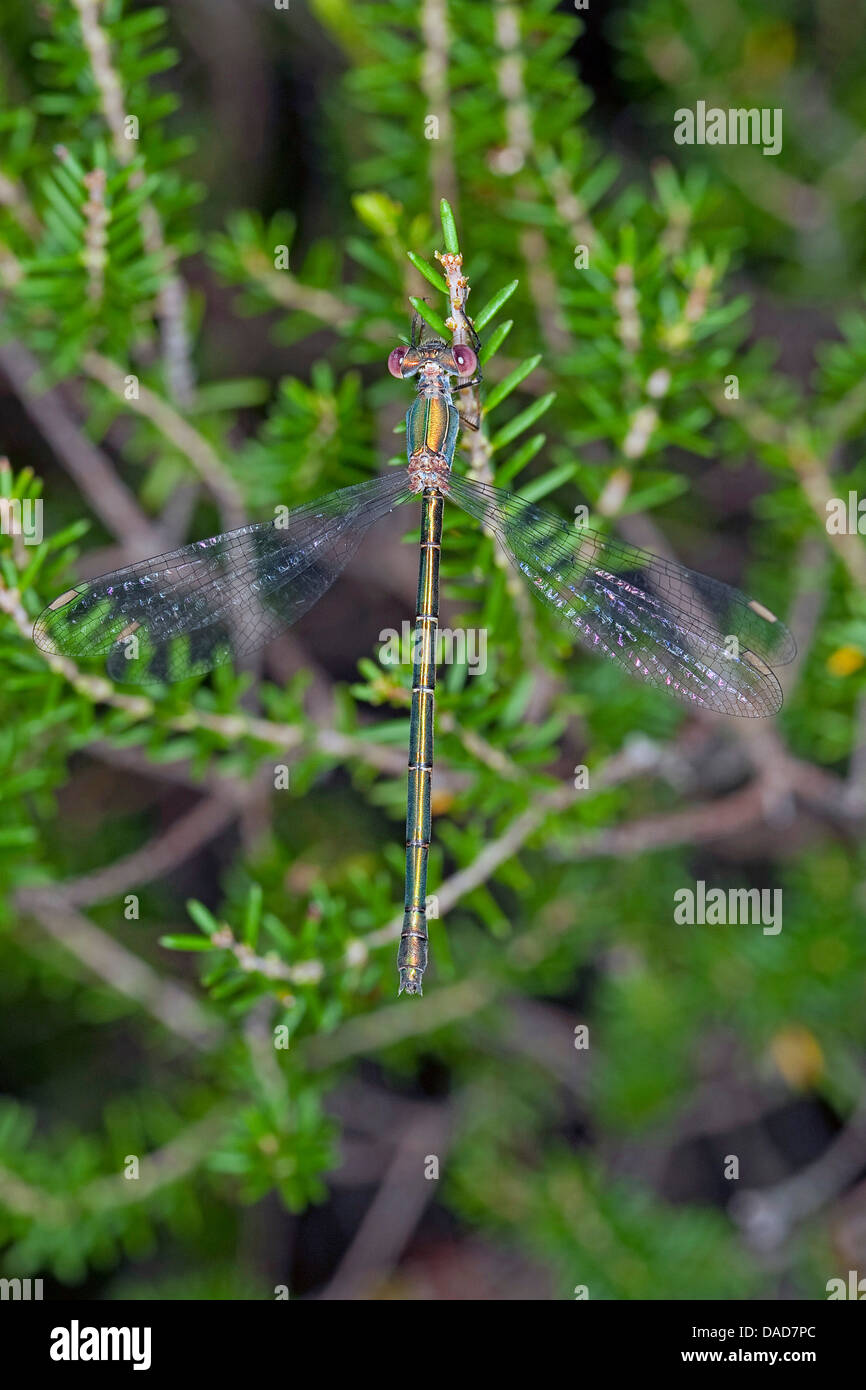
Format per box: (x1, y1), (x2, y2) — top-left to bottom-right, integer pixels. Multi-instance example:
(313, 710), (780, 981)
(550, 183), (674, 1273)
(34, 253), (795, 995)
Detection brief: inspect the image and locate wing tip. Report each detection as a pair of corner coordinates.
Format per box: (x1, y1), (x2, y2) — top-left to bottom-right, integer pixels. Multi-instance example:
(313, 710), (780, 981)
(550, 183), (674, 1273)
(33, 612), (59, 656)
(746, 599), (797, 666)
(34, 588), (88, 658)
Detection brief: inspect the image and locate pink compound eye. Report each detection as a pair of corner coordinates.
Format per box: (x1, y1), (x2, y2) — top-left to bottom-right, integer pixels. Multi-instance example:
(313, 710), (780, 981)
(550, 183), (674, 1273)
(452, 345), (477, 377)
(387, 346), (409, 378)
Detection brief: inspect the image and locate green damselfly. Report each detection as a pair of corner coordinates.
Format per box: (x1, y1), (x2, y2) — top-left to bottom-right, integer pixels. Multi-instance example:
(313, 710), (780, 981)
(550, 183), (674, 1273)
(34, 251), (794, 995)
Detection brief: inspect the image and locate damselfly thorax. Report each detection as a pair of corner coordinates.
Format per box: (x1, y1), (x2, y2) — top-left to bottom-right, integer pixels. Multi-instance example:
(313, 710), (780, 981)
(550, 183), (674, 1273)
(388, 335), (478, 492)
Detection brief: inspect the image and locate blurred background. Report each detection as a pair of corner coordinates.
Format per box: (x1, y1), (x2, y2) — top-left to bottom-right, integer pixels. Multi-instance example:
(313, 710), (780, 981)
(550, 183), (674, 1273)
(0, 0), (865, 1300)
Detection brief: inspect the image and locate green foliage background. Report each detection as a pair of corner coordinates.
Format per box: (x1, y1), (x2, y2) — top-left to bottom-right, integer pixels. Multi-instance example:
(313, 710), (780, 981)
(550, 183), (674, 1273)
(0, 0), (864, 1299)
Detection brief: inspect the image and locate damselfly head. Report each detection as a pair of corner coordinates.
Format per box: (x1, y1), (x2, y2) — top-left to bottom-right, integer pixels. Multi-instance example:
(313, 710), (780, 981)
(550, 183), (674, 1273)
(387, 340), (477, 380)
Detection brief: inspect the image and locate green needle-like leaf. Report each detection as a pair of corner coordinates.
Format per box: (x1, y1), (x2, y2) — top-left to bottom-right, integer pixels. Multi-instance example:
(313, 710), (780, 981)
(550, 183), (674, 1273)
(480, 319), (514, 361)
(440, 198), (459, 253)
(186, 899), (221, 936)
(474, 280), (519, 330)
(160, 934), (218, 951)
(491, 392), (556, 449)
(485, 354), (543, 412)
(407, 251), (449, 294)
(243, 883), (264, 946)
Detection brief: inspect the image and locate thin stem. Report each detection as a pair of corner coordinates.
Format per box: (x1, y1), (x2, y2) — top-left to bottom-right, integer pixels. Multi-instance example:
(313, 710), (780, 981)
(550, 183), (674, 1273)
(72, 0), (195, 405)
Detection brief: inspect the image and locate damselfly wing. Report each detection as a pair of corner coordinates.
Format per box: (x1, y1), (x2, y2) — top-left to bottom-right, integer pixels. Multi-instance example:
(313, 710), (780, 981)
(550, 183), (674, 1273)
(34, 473), (412, 684)
(447, 475), (795, 719)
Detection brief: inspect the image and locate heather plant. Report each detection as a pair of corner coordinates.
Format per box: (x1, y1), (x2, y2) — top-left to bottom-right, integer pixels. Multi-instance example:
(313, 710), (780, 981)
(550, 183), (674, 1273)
(0, 0), (862, 1300)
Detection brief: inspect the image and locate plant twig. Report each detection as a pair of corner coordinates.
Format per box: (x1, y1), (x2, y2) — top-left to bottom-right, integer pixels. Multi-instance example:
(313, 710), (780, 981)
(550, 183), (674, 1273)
(15, 889), (221, 1048)
(55, 795), (240, 910)
(320, 1103), (453, 1298)
(81, 350), (246, 531)
(420, 0), (458, 222)
(72, 0), (196, 405)
(0, 341), (167, 555)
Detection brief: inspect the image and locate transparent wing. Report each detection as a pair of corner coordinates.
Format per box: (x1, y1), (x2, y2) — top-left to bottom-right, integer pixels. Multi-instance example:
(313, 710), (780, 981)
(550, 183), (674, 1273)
(447, 475), (795, 718)
(34, 473), (414, 685)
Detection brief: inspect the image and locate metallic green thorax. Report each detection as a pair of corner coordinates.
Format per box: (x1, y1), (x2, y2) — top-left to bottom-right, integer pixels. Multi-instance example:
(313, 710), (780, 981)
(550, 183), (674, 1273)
(406, 392), (459, 468)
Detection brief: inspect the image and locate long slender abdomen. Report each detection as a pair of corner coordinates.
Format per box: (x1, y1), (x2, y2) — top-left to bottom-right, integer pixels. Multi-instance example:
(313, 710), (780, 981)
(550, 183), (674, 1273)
(398, 487), (443, 994)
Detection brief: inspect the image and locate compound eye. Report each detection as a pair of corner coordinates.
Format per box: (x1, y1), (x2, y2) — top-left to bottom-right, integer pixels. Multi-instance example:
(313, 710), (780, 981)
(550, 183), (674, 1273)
(388, 346), (409, 378)
(452, 345), (477, 377)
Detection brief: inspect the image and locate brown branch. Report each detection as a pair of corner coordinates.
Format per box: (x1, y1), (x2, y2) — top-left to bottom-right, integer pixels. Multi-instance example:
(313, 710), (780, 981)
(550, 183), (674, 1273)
(732, 1084), (866, 1250)
(0, 171), (42, 239)
(320, 1103), (453, 1299)
(711, 390), (866, 590)
(237, 250), (356, 327)
(306, 979), (495, 1067)
(81, 350), (245, 531)
(493, 0), (572, 356)
(15, 889), (220, 1048)
(0, 1105), (231, 1222)
(55, 795), (240, 910)
(420, 0), (458, 221)
(0, 341), (166, 556)
(80, 1105), (232, 1209)
(72, 0), (195, 404)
